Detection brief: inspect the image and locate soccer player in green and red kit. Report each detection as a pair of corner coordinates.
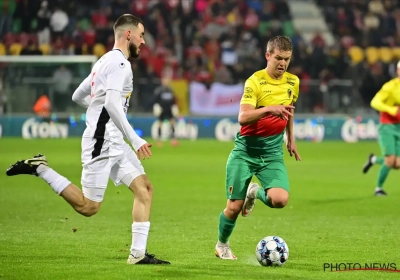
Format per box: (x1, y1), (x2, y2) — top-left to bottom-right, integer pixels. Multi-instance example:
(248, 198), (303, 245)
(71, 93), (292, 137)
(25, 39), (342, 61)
(215, 36), (301, 260)
(362, 61), (400, 196)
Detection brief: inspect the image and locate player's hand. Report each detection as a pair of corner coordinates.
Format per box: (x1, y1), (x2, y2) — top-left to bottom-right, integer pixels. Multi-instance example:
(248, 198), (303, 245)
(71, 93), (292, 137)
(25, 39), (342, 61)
(286, 140), (301, 161)
(265, 105), (295, 120)
(136, 143), (153, 160)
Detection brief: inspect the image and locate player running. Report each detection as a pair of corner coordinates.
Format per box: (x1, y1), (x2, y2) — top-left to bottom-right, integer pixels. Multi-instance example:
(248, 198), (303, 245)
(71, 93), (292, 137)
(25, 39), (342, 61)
(153, 77), (179, 146)
(215, 36), (301, 260)
(362, 61), (400, 196)
(6, 14), (170, 265)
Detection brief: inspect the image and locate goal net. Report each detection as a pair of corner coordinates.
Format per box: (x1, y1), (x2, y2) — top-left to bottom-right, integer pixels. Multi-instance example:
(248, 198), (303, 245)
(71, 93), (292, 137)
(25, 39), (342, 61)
(0, 55), (97, 116)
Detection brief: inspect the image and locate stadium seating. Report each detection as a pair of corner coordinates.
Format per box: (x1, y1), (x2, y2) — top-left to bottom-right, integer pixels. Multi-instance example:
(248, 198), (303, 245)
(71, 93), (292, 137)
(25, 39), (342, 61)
(0, 43), (6, 55)
(93, 43), (106, 58)
(9, 43), (23, 56)
(379, 47), (393, 64)
(1, 0), (398, 83)
(348, 46), (364, 64)
(39, 44), (51, 55)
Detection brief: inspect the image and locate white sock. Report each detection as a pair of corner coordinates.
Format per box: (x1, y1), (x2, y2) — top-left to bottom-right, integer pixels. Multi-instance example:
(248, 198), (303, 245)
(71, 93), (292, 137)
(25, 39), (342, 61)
(217, 240), (228, 247)
(371, 156), (377, 164)
(130, 221), (150, 257)
(375, 187), (383, 192)
(37, 165), (71, 195)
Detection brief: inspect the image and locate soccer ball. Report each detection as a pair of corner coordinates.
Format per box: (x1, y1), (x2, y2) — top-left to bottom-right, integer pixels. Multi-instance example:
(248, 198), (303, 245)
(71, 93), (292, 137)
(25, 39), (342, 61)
(255, 236), (289, 266)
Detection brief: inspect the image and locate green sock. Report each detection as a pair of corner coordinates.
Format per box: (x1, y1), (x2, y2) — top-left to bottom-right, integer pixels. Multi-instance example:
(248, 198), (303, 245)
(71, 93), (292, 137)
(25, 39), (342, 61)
(256, 187), (274, 208)
(218, 212), (236, 243)
(377, 164), (391, 187)
(375, 157), (384, 165)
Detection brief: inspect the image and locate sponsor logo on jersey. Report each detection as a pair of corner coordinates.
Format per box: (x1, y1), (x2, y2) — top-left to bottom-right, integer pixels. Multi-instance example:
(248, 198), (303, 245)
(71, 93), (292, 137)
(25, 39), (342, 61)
(244, 87), (253, 93)
(286, 77), (295, 86)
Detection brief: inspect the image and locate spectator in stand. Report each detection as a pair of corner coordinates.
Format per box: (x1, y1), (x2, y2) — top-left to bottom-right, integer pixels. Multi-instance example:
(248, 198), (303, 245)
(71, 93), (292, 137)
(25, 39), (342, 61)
(3, 0), (400, 114)
(50, 6), (69, 39)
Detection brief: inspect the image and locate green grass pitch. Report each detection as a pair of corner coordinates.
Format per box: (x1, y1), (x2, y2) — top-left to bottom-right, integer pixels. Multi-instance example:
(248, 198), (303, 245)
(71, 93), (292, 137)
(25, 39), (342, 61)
(0, 138), (399, 280)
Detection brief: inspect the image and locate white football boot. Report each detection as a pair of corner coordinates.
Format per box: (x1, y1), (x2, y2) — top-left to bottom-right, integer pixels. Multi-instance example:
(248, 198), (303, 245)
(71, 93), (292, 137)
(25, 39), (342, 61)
(241, 182), (260, 217)
(215, 242), (237, 260)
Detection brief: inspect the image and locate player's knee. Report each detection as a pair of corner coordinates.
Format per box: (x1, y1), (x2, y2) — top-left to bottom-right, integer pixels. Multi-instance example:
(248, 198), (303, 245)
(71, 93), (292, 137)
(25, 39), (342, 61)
(384, 156), (396, 168)
(129, 175), (153, 201)
(77, 200), (101, 217)
(267, 188), (289, 208)
(225, 199), (243, 218)
(394, 157), (400, 169)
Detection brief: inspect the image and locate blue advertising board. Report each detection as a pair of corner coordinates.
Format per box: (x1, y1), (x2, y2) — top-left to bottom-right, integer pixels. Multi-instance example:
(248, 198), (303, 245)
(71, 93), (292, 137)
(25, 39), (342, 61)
(0, 115), (380, 143)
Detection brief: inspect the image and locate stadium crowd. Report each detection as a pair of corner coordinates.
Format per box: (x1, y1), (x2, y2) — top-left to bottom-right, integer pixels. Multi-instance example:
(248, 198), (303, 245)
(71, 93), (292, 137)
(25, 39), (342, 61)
(1, 0), (400, 112)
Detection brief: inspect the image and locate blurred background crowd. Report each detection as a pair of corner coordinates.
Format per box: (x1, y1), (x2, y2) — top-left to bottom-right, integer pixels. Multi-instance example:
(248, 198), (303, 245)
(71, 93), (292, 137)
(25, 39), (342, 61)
(1, 0), (400, 115)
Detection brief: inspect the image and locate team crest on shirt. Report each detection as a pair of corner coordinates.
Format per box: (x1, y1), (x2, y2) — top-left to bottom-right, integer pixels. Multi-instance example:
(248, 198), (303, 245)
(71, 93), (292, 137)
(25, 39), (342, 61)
(287, 89), (292, 98)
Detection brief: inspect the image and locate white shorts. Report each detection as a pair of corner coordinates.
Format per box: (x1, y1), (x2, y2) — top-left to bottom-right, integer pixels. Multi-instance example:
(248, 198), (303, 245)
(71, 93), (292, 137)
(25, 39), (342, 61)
(80, 137), (145, 202)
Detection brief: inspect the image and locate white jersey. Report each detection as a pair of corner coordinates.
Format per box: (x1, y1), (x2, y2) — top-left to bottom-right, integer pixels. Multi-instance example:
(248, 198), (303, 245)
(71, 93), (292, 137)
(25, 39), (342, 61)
(82, 49), (133, 143)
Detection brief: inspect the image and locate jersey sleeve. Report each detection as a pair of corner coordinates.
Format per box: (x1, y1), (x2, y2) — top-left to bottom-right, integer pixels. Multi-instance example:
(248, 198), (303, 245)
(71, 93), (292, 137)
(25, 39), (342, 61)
(370, 81), (398, 116)
(104, 89), (147, 150)
(106, 61), (128, 92)
(240, 79), (258, 107)
(72, 74), (91, 108)
(292, 76), (300, 103)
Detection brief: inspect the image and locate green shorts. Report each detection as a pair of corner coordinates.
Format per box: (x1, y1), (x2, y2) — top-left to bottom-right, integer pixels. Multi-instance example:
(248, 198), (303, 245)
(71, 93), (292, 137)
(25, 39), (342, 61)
(225, 150), (289, 200)
(378, 124), (400, 157)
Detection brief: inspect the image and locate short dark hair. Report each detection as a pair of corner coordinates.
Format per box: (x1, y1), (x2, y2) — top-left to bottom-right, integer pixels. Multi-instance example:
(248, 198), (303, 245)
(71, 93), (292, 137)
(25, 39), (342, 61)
(113, 14), (143, 31)
(266, 36), (293, 53)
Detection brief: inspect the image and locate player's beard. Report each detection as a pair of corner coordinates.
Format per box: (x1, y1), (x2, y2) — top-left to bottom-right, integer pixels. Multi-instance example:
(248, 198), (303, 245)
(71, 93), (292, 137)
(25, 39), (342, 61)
(128, 41), (139, 59)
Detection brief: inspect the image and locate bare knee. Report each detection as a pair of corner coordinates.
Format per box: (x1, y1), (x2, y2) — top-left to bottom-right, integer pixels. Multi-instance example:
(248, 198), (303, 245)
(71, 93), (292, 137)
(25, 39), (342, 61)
(77, 199), (101, 217)
(384, 156), (396, 168)
(129, 175), (153, 201)
(224, 199), (243, 220)
(267, 188), (289, 208)
(394, 157), (400, 169)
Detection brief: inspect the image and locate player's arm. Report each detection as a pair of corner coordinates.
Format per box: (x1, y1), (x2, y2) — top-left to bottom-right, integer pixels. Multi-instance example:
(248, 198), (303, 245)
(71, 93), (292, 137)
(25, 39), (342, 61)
(238, 80), (293, 125)
(72, 75), (92, 108)
(104, 91), (147, 150)
(238, 79), (264, 125)
(105, 62), (147, 152)
(285, 108), (294, 142)
(370, 83), (399, 116)
(286, 77), (300, 142)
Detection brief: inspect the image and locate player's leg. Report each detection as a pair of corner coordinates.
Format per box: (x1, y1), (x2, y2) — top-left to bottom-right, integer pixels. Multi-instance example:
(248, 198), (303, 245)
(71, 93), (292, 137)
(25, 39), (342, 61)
(156, 113), (165, 146)
(169, 118), (179, 146)
(6, 153), (103, 216)
(395, 135), (400, 170)
(373, 129), (398, 196)
(252, 159), (290, 208)
(153, 103), (163, 146)
(362, 153), (384, 173)
(216, 151), (253, 260)
(363, 126), (397, 174)
(109, 143), (170, 264)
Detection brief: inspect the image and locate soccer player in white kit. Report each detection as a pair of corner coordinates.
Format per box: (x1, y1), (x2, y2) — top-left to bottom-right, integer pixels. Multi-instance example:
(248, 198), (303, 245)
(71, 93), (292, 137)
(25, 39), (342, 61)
(6, 14), (170, 265)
